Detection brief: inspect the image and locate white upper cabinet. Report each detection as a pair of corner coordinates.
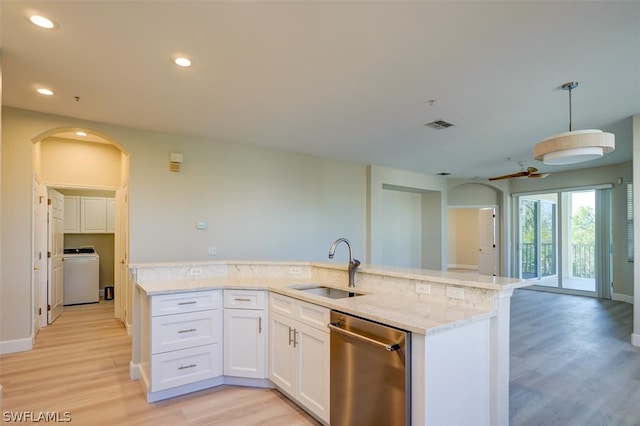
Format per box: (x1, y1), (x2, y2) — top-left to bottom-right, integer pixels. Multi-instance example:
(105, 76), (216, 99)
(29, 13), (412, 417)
(63, 196), (81, 233)
(63, 196), (115, 234)
(81, 197), (107, 232)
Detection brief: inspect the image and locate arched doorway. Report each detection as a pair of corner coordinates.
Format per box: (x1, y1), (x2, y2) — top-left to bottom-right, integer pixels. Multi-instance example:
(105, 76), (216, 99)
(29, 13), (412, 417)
(31, 127), (129, 335)
(447, 182), (506, 276)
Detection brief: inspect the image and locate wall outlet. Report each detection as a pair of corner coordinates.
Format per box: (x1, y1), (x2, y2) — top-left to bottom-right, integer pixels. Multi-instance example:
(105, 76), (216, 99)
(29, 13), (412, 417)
(208, 247), (217, 255)
(289, 266), (302, 275)
(446, 286), (465, 300)
(190, 268), (203, 276)
(415, 283), (431, 295)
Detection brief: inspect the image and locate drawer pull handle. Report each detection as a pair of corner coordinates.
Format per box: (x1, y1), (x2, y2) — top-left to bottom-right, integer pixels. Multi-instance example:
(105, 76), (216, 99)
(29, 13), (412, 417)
(177, 301), (197, 305)
(288, 327), (293, 346)
(258, 316), (262, 334)
(178, 364), (197, 370)
(178, 328), (197, 334)
(234, 298), (251, 302)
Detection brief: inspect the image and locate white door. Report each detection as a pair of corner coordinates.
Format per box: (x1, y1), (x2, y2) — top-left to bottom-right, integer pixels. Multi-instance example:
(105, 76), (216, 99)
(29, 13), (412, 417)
(223, 309), (266, 379)
(48, 189), (65, 323)
(478, 207), (498, 276)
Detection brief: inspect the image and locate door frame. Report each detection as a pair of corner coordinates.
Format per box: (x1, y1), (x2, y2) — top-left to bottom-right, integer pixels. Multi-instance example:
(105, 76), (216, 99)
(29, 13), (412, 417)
(31, 126), (130, 331)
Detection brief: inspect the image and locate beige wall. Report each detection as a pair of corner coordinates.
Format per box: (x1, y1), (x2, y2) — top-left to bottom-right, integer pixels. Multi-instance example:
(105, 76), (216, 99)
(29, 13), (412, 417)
(40, 137), (122, 188)
(448, 208), (480, 268)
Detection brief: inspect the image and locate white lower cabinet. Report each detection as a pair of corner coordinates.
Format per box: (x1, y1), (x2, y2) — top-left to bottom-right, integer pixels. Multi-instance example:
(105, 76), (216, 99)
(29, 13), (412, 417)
(145, 290), (223, 397)
(269, 294), (330, 423)
(223, 290), (267, 379)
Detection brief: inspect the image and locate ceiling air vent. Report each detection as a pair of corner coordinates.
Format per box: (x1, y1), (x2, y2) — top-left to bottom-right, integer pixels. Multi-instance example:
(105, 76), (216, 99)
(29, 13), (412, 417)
(425, 119), (454, 130)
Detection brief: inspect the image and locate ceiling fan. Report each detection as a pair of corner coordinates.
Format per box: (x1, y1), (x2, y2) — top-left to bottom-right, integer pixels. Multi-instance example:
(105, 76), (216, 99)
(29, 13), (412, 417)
(488, 165), (550, 181)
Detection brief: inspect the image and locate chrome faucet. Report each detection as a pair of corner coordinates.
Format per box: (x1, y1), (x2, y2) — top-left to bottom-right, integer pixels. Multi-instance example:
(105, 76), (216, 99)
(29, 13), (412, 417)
(328, 238), (360, 288)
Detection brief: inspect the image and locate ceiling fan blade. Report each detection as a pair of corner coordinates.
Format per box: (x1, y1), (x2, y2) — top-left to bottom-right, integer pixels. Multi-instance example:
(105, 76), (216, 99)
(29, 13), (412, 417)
(488, 171), (529, 181)
(529, 173), (550, 179)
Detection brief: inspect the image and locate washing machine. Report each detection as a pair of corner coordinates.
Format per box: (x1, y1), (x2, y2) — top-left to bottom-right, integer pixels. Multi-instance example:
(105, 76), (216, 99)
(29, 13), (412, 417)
(63, 247), (100, 305)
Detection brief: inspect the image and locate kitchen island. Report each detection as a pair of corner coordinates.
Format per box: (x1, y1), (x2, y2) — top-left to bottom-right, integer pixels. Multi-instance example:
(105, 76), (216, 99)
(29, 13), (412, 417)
(129, 261), (527, 426)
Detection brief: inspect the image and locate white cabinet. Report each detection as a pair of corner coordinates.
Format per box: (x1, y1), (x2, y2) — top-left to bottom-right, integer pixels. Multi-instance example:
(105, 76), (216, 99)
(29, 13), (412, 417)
(63, 196), (81, 233)
(269, 293), (330, 423)
(63, 195), (115, 233)
(147, 290), (222, 394)
(223, 290), (267, 379)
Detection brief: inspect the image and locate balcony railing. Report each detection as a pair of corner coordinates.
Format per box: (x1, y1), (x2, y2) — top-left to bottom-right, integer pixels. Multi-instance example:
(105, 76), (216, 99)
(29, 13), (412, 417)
(521, 243), (595, 279)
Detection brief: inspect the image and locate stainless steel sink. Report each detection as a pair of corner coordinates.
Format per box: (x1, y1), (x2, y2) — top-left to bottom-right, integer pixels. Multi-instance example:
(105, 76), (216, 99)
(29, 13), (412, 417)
(291, 285), (364, 299)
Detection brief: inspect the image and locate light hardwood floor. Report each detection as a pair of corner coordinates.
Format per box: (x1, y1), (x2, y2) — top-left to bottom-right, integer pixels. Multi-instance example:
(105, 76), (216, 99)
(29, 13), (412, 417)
(0, 302), (319, 425)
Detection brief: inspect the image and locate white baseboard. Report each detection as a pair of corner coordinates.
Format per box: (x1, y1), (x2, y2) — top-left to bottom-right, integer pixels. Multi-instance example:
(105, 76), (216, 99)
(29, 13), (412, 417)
(613, 293), (634, 304)
(632, 333), (640, 347)
(0, 337), (33, 355)
(130, 361), (141, 381)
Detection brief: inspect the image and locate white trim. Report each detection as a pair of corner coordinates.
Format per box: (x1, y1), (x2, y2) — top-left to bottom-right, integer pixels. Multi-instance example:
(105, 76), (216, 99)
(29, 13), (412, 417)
(0, 337), (33, 355)
(632, 333), (640, 347)
(512, 183), (613, 197)
(613, 293), (634, 304)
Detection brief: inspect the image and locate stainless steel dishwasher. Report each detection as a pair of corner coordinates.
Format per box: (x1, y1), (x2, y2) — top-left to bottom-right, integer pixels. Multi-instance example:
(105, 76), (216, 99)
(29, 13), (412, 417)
(329, 310), (411, 426)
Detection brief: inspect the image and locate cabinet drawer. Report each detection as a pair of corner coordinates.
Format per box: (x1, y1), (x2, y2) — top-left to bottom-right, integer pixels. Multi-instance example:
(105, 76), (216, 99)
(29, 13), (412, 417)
(297, 300), (330, 332)
(150, 344), (221, 392)
(270, 293), (296, 316)
(224, 289), (266, 309)
(151, 290), (220, 316)
(270, 293), (329, 332)
(152, 310), (220, 354)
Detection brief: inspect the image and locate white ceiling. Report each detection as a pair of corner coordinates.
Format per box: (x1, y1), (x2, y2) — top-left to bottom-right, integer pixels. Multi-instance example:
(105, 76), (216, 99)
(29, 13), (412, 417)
(2, 1), (639, 179)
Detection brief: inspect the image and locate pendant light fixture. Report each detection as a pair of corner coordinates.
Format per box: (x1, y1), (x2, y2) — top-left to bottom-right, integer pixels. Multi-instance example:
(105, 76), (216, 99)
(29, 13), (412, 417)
(533, 82), (614, 165)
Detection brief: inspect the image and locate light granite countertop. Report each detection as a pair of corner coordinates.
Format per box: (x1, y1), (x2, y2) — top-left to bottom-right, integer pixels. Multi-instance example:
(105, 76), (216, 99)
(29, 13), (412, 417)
(135, 277), (496, 335)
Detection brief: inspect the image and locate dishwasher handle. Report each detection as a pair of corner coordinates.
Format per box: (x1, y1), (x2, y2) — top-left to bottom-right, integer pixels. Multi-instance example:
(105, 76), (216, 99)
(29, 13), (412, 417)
(328, 322), (401, 352)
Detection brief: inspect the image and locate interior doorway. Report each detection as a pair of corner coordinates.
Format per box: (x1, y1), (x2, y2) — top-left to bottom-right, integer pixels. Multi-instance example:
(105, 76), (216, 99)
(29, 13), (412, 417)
(31, 128), (129, 333)
(447, 206), (499, 276)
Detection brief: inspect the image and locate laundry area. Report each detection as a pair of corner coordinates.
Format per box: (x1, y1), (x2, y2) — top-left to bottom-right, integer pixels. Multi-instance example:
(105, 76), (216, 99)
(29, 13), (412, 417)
(60, 189), (116, 305)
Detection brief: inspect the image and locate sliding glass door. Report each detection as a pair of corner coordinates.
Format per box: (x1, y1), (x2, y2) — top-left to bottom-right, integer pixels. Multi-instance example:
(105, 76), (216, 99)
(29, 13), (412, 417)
(516, 187), (611, 297)
(519, 194), (557, 283)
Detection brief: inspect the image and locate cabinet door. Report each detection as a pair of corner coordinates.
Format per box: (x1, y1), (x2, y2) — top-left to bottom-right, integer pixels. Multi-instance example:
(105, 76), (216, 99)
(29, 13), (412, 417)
(296, 323), (330, 423)
(80, 197), (107, 232)
(63, 196), (80, 233)
(106, 198), (116, 233)
(269, 311), (295, 395)
(224, 309), (266, 379)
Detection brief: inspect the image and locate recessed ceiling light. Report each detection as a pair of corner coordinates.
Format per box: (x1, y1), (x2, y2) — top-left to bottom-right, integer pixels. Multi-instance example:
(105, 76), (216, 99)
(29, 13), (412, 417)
(36, 88), (54, 96)
(174, 57), (192, 67)
(29, 15), (57, 29)
(75, 131), (88, 137)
